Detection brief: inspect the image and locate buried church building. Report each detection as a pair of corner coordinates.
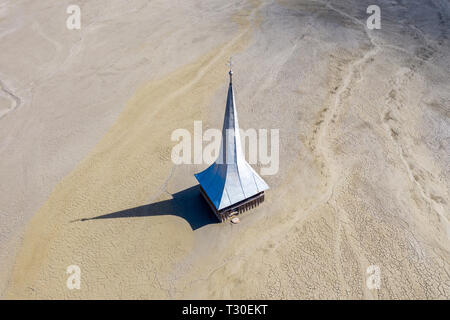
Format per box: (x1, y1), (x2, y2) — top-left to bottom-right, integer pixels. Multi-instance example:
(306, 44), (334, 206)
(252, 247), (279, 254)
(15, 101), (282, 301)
(195, 64), (269, 222)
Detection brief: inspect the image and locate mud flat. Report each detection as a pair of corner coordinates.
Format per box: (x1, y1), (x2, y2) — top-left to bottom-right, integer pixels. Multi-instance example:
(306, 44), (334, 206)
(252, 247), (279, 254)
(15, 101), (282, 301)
(1, 0), (449, 299)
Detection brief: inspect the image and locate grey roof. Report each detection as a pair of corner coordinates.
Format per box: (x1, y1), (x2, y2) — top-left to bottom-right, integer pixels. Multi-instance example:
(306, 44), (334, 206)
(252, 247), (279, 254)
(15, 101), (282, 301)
(195, 69), (269, 210)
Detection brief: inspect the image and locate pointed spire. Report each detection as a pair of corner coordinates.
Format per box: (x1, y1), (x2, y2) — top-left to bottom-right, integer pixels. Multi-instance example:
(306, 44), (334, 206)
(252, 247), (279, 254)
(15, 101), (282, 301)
(194, 63), (269, 211)
(219, 58), (242, 166)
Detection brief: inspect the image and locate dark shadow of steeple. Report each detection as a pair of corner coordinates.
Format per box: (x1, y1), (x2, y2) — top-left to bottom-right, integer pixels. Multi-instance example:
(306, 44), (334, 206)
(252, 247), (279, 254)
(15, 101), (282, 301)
(73, 185), (218, 230)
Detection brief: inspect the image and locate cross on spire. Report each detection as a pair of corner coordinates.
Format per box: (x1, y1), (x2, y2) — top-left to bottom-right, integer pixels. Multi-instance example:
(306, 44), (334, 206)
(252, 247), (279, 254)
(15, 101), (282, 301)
(227, 57), (233, 83)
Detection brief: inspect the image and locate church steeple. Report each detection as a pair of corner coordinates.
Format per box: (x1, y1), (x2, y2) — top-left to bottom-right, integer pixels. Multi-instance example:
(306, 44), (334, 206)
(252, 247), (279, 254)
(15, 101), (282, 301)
(194, 61), (269, 222)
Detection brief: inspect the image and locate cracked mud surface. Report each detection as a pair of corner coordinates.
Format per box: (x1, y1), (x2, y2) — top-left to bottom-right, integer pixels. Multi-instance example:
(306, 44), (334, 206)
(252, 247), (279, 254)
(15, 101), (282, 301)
(1, 0), (449, 299)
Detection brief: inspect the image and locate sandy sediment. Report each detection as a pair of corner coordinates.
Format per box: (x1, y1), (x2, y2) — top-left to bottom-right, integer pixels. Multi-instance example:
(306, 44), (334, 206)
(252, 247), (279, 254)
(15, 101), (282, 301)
(1, 0), (449, 299)
(5, 0), (262, 299)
